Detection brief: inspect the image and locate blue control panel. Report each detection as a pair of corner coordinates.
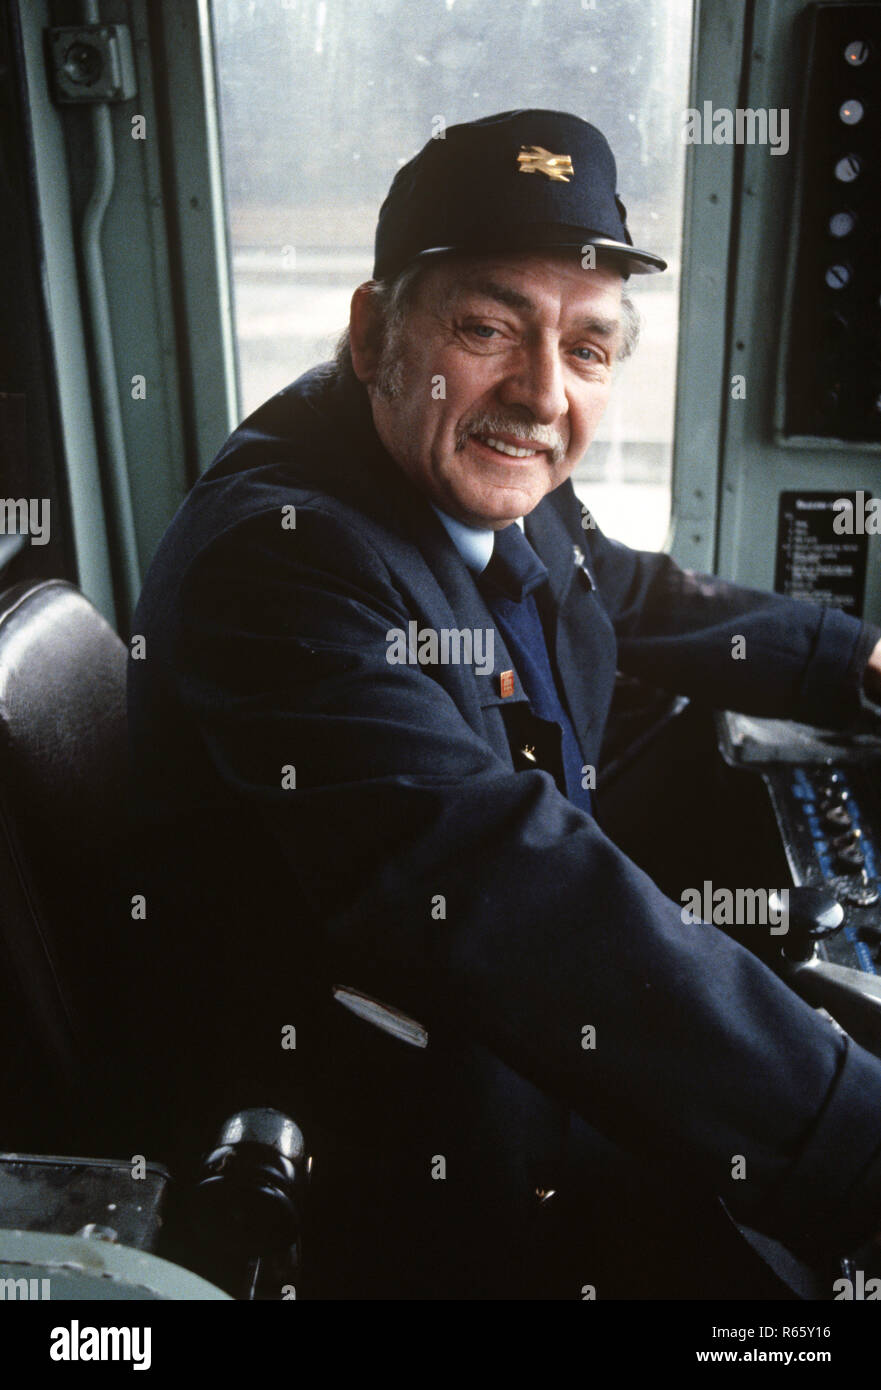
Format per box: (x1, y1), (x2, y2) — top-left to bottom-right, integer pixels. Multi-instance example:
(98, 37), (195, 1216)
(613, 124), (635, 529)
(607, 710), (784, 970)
(764, 761), (881, 973)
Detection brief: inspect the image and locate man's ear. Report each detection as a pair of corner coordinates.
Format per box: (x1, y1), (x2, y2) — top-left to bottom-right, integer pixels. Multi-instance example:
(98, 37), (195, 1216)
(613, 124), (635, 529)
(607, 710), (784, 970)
(349, 283), (383, 384)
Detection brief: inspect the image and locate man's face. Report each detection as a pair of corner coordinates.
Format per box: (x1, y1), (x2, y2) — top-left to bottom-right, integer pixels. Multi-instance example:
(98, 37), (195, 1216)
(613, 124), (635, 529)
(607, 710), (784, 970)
(361, 252), (623, 529)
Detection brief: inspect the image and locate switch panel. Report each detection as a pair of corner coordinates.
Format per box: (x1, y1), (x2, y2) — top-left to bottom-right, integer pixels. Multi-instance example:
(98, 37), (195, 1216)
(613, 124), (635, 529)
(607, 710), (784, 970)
(763, 760), (881, 973)
(781, 3), (881, 443)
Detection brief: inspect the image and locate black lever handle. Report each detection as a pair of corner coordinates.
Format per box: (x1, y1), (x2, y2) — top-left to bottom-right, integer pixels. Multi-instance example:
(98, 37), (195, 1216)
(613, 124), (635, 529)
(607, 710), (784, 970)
(188, 1108), (310, 1299)
(774, 885), (844, 962)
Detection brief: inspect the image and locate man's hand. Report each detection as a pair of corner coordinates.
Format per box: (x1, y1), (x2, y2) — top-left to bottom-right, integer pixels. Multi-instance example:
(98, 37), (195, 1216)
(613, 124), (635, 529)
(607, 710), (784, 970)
(865, 639), (881, 706)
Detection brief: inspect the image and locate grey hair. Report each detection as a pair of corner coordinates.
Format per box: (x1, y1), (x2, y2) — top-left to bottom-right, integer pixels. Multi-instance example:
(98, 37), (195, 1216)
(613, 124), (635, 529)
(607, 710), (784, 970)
(333, 261), (426, 386)
(333, 258), (641, 382)
(616, 289), (640, 364)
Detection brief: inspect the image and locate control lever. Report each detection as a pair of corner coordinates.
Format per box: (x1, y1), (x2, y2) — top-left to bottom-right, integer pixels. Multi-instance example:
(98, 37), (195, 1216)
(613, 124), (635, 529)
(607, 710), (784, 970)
(776, 889), (881, 1053)
(773, 886), (844, 963)
(186, 1108), (310, 1300)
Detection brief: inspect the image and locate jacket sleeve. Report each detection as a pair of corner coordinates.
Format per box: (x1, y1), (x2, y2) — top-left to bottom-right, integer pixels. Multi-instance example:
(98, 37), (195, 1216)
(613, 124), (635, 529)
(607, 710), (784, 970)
(584, 522), (881, 728)
(173, 502), (881, 1257)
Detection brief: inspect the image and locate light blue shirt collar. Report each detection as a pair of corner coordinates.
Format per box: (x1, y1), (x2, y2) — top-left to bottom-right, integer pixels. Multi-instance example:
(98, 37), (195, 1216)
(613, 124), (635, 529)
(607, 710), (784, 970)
(431, 506), (524, 575)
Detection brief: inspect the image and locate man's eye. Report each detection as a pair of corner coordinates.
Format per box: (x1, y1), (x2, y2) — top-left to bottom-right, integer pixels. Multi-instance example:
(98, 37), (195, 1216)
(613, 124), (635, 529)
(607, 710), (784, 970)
(464, 323), (499, 339)
(572, 346), (599, 362)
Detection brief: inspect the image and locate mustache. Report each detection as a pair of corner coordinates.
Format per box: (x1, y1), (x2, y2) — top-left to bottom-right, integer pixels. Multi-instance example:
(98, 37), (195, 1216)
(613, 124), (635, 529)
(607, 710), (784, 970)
(455, 413), (568, 466)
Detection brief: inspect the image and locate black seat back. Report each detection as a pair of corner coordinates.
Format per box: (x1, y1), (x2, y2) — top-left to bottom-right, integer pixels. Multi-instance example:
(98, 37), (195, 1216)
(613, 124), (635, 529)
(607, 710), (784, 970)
(0, 580), (127, 1150)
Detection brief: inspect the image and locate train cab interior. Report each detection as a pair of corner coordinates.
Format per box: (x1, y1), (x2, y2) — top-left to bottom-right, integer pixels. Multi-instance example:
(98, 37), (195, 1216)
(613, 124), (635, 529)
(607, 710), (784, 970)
(0, 0), (880, 1305)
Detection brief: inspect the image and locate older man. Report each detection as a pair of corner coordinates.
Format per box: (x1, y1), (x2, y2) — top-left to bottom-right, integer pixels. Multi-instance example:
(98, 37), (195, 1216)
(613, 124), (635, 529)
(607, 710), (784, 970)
(128, 111), (881, 1299)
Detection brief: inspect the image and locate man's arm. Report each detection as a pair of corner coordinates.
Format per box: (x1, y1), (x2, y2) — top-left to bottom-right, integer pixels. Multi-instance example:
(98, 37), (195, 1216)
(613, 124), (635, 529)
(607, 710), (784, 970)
(170, 502), (881, 1258)
(864, 638), (881, 705)
(580, 518), (881, 727)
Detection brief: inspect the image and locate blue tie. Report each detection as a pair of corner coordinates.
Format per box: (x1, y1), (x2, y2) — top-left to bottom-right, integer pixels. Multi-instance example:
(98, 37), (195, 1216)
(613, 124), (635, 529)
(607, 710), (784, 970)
(480, 525), (592, 815)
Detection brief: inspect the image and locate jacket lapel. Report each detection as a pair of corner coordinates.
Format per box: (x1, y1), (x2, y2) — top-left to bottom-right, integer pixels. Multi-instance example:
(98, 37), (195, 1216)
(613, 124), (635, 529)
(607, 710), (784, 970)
(387, 498), (531, 713)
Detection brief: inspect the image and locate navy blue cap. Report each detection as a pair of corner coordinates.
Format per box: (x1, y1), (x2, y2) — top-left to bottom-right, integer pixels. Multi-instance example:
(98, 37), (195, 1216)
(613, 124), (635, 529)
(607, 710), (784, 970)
(373, 109), (666, 281)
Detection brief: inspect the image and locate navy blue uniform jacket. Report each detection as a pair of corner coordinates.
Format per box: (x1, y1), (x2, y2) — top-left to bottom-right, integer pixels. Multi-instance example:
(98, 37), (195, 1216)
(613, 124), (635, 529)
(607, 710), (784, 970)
(129, 365), (881, 1298)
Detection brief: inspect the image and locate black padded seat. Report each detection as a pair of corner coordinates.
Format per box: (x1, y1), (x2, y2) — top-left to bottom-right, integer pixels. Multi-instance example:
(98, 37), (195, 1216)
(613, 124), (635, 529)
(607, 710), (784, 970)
(0, 580), (127, 1151)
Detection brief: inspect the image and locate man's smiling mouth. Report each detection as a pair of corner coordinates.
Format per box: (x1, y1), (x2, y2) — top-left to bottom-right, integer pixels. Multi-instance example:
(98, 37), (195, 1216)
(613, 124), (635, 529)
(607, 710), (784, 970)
(458, 415), (567, 464)
(472, 433), (547, 459)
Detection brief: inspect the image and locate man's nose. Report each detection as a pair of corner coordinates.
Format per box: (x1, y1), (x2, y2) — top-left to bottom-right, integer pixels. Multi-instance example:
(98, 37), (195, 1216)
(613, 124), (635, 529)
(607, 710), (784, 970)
(496, 338), (568, 424)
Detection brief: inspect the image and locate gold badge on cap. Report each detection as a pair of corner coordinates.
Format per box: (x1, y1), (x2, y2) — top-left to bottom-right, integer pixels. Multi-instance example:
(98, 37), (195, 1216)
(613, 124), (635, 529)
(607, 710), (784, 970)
(517, 145), (574, 183)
